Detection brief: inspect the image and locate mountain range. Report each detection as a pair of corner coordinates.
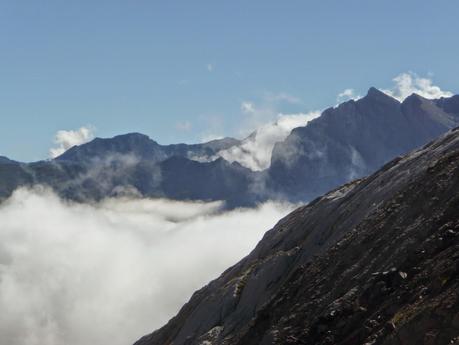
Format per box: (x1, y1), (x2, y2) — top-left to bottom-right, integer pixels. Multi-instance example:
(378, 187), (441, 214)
(1, 88), (458, 208)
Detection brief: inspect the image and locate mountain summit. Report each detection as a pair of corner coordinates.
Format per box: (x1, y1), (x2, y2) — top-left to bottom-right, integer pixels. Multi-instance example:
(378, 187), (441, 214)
(268, 89), (459, 201)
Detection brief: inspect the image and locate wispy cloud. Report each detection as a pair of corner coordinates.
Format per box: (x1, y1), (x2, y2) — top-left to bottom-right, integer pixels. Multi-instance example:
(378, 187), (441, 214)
(218, 111), (320, 171)
(49, 126), (95, 158)
(382, 72), (453, 101)
(0, 187), (293, 345)
(192, 92), (319, 171)
(241, 101), (256, 114)
(175, 120), (192, 132)
(239, 92), (303, 134)
(337, 88), (360, 102)
(207, 63), (214, 72)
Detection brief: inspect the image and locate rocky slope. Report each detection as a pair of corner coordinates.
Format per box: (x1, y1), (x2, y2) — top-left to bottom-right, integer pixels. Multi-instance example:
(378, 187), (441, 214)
(135, 127), (459, 345)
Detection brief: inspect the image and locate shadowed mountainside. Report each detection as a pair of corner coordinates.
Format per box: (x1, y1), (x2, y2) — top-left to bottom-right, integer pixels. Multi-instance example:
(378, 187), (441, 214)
(134, 127), (459, 345)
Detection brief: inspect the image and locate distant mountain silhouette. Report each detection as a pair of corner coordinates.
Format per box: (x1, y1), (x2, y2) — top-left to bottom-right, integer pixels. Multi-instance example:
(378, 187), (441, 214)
(1, 89), (458, 206)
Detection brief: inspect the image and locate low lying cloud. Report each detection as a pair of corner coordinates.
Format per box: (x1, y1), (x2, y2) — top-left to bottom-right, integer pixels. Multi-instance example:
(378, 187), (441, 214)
(218, 112), (320, 171)
(383, 72), (453, 101)
(0, 187), (293, 345)
(49, 126), (95, 158)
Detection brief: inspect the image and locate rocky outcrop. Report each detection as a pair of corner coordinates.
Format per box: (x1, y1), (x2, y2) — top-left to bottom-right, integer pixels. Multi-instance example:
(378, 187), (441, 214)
(135, 127), (459, 345)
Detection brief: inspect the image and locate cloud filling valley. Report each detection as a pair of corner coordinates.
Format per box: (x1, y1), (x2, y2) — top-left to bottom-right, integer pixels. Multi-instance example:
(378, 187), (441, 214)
(0, 187), (293, 345)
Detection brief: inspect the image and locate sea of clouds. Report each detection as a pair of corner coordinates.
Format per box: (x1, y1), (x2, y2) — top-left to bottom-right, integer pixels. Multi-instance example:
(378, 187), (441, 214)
(0, 187), (294, 345)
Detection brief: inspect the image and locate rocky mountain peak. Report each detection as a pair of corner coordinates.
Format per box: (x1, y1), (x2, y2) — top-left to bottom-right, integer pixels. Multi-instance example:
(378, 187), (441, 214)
(364, 87), (399, 104)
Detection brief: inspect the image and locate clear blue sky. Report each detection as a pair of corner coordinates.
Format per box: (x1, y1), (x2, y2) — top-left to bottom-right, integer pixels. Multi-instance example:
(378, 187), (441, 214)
(1, 1), (458, 161)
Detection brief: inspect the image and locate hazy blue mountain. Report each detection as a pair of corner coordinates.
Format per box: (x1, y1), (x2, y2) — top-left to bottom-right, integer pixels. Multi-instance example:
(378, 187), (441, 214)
(1, 89), (458, 206)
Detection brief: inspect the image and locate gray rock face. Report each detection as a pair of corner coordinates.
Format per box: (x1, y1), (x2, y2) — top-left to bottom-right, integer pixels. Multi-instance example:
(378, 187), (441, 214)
(268, 88), (459, 201)
(134, 127), (459, 345)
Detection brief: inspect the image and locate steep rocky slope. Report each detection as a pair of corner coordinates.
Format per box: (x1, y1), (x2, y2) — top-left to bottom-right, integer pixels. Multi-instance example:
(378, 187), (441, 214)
(135, 127), (459, 345)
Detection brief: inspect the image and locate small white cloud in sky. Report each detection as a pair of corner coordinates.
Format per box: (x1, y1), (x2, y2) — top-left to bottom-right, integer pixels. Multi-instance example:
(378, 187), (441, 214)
(49, 126), (95, 158)
(175, 121), (192, 132)
(241, 101), (256, 114)
(337, 88), (360, 102)
(383, 72), (453, 101)
(207, 63), (214, 72)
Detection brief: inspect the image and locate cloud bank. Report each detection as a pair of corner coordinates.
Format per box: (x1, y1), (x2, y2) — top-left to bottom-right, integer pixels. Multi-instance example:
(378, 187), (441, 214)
(0, 188), (293, 345)
(383, 72), (453, 101)
(49, 126), (95, 158)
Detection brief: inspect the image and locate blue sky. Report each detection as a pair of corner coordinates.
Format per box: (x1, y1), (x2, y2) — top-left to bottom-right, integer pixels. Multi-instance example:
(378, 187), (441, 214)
(1, 1), (458, 161)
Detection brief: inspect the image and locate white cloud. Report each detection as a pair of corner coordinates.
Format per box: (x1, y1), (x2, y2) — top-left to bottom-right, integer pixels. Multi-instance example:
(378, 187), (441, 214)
(0, 187), (293, 345)
(241, 101), (256, 114)
(175, 121), (192, 132)
(382, 72), (453, 101)
(238, 92), (303, 137)
(191, 92), (319, 171)
(337, 88), (360, 102)
(195, 111), (320, 171)
(49, 126), (95, 158)
(238, 100), (278, 136)
(207, 63), (214, 72)
(220, 111), (320, 170)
